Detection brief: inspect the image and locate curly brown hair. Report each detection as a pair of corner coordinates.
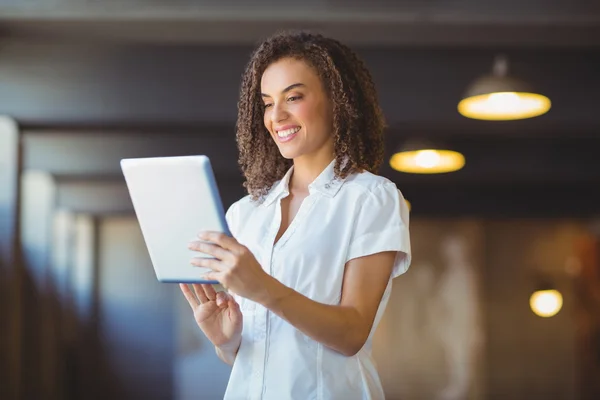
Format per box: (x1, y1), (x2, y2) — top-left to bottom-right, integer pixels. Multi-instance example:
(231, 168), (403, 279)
(236, 31), (386, 201)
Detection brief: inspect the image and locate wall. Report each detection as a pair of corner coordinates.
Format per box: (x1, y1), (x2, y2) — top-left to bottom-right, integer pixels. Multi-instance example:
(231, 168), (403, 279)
(483, 220), (580, 400)
(371, 219), (583, 400)
(97, 217), (177, 399)
(373, 220), (486, 400)
(95, 215), (233, 399)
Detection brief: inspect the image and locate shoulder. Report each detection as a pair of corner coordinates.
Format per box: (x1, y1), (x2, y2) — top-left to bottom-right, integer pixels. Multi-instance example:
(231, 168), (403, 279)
(226, 194), (256, 218)
(340, 171), (409, 224)
(225, 194), (259, 236)
(342, 170), (402, 201)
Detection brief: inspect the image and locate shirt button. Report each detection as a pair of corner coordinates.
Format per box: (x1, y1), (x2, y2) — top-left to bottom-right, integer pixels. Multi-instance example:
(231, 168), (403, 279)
(325, 184), (331, 189)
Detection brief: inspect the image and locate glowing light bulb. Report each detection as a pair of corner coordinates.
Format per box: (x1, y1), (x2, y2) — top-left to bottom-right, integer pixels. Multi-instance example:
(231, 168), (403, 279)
(389, 149), (465, 174)
(487, 92), (521, 112)
(414, 150), (441, 169)
(529, 289), (563, 318)
(458, 91), (551, 120)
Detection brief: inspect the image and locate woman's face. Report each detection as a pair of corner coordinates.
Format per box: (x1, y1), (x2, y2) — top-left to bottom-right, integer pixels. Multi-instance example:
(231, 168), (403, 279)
(261, 57), (335, 161)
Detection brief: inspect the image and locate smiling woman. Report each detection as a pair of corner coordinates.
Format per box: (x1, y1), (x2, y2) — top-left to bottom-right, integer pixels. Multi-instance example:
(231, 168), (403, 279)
(260, 60), (335, 164)
(180, 31), (412, 400)
(236, 31), (387, 201)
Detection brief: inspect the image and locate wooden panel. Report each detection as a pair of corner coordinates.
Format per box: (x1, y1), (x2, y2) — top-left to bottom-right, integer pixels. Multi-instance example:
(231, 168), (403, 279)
(483, 221), (581, 400)
(572, 234), (600, 399)
(69, 215), (103, 400)
(97, 217), (175, 399)
(19, 170), (60, 399)
(0, 117), (21, 400)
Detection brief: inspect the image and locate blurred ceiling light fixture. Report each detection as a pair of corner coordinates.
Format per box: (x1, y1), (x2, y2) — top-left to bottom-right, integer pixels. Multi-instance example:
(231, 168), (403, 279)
(389, 140), (465, 174)
(458, 54), (551, 121)
(529, 280), (563, 318)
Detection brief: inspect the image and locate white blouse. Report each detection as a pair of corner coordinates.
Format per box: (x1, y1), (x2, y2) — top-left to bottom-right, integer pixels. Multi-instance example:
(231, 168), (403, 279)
(223, 159), (411, 400)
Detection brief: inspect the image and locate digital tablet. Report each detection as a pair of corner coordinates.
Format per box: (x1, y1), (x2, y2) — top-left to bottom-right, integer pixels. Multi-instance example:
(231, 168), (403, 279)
(120, 155), (230, 284)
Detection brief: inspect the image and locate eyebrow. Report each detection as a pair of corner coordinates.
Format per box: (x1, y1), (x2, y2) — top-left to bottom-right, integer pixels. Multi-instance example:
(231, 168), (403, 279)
(261, 83), (305, 98)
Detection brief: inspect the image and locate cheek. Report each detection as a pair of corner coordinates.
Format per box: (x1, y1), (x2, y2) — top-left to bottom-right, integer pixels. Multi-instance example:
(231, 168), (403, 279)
(295, 103), (324, 127)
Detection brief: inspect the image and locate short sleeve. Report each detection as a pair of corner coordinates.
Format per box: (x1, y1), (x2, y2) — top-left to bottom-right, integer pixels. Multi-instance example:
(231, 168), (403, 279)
(225, 200), (240, 238)
(345, 182), (411, 278)
(224, 200), (244, 304)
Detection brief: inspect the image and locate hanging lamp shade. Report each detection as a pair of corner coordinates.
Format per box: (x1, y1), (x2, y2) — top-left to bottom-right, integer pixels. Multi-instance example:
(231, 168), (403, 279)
(389, 139), (465, 174)
(458, 55), (551, 121)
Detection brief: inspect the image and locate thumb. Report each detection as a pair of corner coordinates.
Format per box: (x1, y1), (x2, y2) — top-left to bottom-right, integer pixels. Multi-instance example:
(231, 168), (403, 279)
(216, 291), (236, 308)
(228, 298), (243, 320)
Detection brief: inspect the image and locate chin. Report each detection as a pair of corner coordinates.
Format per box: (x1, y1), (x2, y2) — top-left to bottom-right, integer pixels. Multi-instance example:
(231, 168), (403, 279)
(276, 143), (303, 160)
(278, 149), (299, 160)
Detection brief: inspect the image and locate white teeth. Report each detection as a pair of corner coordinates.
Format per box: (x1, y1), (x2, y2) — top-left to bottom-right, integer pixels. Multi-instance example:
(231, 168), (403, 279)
(277, 127), (300, 138)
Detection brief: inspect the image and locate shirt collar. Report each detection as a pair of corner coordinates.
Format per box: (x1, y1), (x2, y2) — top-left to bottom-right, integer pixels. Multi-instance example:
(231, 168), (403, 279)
(261, 159), (346, 207)
(261, 165), (294, 207)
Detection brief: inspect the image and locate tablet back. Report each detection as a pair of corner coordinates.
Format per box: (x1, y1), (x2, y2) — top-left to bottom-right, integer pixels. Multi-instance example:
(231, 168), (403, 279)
(120, 155), (228, 283)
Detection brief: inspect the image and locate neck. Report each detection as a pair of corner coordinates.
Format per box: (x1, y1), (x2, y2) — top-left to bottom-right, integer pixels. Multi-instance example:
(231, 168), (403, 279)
(289, 151), (335, 194)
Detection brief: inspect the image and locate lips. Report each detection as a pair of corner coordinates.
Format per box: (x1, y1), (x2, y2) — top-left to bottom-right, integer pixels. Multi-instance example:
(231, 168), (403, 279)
(275, 126), (301, 143)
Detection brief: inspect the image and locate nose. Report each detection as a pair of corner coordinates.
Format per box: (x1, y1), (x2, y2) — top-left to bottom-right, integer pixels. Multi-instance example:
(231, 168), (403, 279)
(271, 102), (289, 123)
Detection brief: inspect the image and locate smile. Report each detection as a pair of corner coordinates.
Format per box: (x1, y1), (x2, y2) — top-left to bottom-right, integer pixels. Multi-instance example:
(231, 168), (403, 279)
(277, 126), (301, 138)
(276, 126), (301, 143)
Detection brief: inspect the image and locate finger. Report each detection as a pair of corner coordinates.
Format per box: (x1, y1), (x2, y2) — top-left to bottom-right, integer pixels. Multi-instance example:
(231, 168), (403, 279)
(191, 284), (209, 303)
(198, 231), (241, 252)
(201, 283), (218, 301)
(215, 291), (230, 308)
(188, 240), (233, 262)
(180, 284), (200, 308)
(228, 295), (240, 310)
(228, 298), (242, 320)
(202, 272), (221, 285)
(190, 256), (223, 272)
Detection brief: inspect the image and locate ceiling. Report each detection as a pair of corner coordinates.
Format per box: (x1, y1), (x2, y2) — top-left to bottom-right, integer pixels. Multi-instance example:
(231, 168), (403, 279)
(1, 0), (600, 46)
(1, 0), (599, 217)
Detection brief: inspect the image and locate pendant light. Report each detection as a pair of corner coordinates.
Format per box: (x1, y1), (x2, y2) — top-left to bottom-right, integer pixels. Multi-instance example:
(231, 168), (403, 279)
(389, 139), (465, 174)
(529, 280), (563, 318)
(458, 55), (551, 121)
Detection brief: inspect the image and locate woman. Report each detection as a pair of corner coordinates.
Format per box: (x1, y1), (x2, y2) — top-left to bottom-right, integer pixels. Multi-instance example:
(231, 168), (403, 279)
(180, 31), (411, 399)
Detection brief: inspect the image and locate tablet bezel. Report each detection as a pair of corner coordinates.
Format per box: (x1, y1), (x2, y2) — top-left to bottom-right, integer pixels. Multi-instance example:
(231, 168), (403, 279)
(121, 155), (228, 284)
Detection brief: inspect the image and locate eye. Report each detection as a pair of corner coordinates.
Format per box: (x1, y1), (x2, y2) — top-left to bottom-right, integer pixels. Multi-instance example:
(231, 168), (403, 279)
(263, 103), (273, 109)
(287, 95), (302, 102)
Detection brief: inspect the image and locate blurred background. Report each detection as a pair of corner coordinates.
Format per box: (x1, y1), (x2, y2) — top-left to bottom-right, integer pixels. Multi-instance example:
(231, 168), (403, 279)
(1, 1), (600, 399)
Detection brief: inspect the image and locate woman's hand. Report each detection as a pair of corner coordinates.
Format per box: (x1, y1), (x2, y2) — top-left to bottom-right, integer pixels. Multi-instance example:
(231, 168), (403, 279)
(179, 283), (242, 350)
(188, 231), (271, 303)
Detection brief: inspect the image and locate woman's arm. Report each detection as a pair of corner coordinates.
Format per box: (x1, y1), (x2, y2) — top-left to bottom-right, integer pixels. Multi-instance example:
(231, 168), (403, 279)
(257, 251), (396, 356)
(189, 231), (398, 357)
